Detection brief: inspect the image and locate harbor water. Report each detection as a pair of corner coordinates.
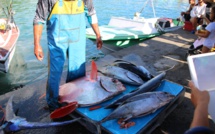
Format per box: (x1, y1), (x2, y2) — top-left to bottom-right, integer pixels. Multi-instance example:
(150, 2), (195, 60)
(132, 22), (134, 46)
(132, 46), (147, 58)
(0, 0), (189, 94)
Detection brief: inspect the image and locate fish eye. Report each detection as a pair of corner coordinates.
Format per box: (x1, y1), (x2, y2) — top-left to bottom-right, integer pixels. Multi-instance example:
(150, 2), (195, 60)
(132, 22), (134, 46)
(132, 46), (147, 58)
(112, 78), (117, 83)
(164, 92), (169, 94)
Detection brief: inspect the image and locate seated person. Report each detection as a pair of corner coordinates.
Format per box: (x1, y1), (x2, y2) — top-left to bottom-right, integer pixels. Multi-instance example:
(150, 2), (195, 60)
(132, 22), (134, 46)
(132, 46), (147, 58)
(195, 6), (215, 53)
(181, 0), (195, 21)
(190, 0), (207, 31)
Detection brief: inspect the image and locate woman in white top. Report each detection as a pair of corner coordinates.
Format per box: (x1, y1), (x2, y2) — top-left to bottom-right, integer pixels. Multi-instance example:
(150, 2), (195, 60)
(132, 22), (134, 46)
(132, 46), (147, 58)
(181, 0), (195, 21)
(190, 0), (207, 31)
(195, 6), (215, 53)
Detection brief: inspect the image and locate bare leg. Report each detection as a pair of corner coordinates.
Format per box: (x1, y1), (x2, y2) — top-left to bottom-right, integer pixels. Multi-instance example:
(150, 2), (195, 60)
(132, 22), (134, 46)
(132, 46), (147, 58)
(190, 17), (197, 30)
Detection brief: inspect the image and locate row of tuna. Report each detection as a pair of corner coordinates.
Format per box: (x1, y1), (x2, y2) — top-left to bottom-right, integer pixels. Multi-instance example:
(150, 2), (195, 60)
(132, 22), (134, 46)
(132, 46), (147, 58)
(59, 60), (175, 124)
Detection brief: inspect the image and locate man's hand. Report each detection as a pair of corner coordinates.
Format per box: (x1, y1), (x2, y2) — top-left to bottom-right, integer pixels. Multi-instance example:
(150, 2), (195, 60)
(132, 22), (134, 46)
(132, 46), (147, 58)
(91, 23), (103, 49)
(34, 44), (44, 61)
(34, 24), (44, 61)
(96, 36), (102, 50)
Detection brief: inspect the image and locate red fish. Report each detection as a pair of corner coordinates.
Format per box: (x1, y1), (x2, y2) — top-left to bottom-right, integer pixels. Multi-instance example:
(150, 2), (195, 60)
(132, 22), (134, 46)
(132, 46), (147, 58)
(59, 60), (125, 107)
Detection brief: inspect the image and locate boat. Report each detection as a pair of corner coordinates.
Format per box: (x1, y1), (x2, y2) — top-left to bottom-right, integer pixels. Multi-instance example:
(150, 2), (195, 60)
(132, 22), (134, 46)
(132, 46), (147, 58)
(86, 0), (183, 47)
(86, 17), (183, 41)
(0, 2), (20, 72)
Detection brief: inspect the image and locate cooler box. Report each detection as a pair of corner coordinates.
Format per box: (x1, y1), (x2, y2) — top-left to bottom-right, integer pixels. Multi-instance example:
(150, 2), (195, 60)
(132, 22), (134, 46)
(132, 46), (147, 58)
(70, 80), (185, 134)
(183, 21), (194, 31)
(158, 18), (172, 28)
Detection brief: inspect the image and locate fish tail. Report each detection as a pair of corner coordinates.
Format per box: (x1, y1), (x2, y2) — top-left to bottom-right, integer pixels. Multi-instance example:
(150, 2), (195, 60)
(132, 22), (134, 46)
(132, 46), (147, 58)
(90, 60), (98, 81)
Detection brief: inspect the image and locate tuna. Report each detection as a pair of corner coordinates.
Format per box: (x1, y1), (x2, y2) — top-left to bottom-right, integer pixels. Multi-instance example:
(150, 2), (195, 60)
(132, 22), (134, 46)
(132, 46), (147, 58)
(98, 65), (145, 86)
(59, 61), (126, 107)
(100, 91), (175, 123)
(105, 72), (166, 108)
(112, 60), (153, 81)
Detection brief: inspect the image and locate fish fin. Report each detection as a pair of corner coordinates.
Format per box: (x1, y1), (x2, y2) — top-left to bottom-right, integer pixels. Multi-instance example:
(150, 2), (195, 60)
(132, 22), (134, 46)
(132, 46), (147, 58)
(5, 96), (16, 121)
(137, 110), (155, 117)
(17, 118), (81, 129)
(50, 102), (78, 119)
(90, 60), (98, 81)
(123, 115), (133, 122)
(113, 60), (136, 66)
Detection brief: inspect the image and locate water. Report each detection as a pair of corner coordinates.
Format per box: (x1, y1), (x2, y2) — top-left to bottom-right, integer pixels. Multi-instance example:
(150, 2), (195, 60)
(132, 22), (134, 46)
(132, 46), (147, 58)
(0, 0), (189, 94)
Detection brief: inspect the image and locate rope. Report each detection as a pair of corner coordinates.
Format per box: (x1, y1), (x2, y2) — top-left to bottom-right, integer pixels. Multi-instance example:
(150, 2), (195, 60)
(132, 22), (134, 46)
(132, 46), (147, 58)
(0, 1), (8, 17)
(150, 0), (156, 17)
(158, 64), (176, 73)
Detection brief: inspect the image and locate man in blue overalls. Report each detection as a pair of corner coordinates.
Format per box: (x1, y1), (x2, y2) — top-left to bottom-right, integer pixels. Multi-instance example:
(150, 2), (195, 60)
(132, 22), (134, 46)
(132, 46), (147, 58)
(33, 0), (102, 111)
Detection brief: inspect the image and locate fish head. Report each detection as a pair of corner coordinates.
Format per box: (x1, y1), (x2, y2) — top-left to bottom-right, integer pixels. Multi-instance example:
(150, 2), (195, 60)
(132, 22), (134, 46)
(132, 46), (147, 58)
(100, 76), (126, 93)
(157, 91), (175, 104)
(98, 66), (113, 76)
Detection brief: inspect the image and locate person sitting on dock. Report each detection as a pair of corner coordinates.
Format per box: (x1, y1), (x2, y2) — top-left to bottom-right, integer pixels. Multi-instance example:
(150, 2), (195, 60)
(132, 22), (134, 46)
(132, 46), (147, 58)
(190, 0), (207, 33)
(181, 0), (195, 22)
(185, 81), (214, 134)
(33, 0), (103, 111)
(195, 6), (215, 53)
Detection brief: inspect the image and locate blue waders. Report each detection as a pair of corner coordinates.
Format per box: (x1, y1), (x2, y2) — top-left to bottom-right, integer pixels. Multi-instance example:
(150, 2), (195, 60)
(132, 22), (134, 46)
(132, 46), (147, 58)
(46, 0), (86, 109)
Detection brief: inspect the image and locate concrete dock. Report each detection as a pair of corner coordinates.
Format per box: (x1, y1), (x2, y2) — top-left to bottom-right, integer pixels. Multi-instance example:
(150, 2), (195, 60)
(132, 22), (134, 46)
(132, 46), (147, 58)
(0, 28), (214, 134)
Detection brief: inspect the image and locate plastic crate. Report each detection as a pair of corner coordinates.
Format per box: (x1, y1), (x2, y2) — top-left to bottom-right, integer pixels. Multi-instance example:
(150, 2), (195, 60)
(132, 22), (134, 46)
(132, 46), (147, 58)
(183, 21), (194, 31)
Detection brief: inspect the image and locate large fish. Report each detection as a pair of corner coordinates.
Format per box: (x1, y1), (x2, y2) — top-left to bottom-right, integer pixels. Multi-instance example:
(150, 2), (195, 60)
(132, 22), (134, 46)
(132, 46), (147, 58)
(100, 91), (175, 123)
(0, 96), (80, 134)
(98, 65), (145, 86)
(112, 60), (153, 81)
(105, 72), (166, 109)
(59, 61), (126, 107)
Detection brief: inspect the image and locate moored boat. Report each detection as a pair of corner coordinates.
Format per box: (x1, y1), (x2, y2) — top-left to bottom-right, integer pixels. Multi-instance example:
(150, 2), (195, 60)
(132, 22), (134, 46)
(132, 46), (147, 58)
(0, 5), (19, 72)
(86, 0), (183, 48)
(86, 17), (183, 41)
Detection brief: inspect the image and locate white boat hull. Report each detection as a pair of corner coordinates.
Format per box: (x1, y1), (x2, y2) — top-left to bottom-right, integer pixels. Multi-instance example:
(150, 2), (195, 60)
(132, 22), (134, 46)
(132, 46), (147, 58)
(0, 44), (16, 72)
(0, 18), (20, 72)
(86, 17), (182, 41)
